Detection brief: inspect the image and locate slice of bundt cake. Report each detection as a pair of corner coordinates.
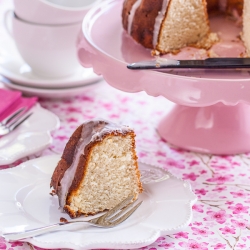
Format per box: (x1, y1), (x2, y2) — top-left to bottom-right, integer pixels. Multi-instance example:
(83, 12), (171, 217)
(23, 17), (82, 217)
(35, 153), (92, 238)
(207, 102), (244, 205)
(50, 120), (143, 218)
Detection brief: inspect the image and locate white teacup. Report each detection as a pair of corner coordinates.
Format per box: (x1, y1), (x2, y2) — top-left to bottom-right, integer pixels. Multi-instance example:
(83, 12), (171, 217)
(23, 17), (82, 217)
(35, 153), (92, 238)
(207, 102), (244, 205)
(39, 0), (102, 10)
(13, 0), (100, 25)
(5, 11), (82, 78)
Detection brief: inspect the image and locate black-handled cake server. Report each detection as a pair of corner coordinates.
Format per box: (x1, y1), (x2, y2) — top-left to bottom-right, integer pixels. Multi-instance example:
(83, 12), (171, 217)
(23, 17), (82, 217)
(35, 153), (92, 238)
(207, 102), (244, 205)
(127, 58), (250, 69)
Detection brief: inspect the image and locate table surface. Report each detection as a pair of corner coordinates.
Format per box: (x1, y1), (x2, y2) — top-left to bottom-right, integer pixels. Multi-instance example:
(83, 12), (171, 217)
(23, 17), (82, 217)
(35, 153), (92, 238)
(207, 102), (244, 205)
(1, 80), (250, 250)
(1, 1), (250, 250)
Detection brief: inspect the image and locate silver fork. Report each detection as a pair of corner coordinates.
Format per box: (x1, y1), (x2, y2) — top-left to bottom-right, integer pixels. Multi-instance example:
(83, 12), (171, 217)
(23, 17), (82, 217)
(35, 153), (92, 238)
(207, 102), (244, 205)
(0, 107), (25, 126)
(0, 108), (33, 136)
(2, 195), (142, 242)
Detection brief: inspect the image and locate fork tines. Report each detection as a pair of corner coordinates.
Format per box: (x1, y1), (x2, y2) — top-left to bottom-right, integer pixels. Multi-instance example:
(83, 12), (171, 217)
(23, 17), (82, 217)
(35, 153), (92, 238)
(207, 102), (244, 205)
(0, 107), (26, 126)
(90, 195), (143, 227)
(104, 195), (135, 218)
(107, 200), (143, 226)
(0, 109), (33, 136)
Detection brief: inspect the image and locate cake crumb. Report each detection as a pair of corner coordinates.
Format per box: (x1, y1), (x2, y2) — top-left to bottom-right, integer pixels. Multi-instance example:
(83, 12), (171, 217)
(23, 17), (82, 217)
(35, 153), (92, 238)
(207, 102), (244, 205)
(208, 49), (219, 58)
(50, 189), (56, 196)
(152, 49), (160, 56)
(27, 242), (35, 250)
(60, 217), (68, 223)
(239, 52), (246, 58)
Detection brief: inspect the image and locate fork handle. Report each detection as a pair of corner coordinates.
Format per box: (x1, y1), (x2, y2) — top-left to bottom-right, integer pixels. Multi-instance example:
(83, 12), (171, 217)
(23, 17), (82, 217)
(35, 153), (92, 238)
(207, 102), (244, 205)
(3, 222), (65, 242)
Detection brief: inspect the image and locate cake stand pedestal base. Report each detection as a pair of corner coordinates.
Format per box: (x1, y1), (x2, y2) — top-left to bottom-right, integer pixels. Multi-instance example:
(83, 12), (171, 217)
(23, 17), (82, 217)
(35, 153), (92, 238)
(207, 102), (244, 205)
(158, 103), (250, 155)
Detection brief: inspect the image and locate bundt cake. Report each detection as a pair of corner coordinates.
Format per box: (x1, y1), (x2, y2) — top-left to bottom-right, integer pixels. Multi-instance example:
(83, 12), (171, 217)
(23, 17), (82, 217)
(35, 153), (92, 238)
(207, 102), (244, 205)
(122, 0), (250, 55)
(50, 119), (143, 218)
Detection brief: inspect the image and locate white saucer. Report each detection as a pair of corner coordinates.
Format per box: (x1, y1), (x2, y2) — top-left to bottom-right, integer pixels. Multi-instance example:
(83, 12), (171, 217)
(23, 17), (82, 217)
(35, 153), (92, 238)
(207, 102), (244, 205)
(0, 104), (60, 165)
(1, 77), (102, 98)
(0, 59), (102, 88)
(0, 155), (197, 249)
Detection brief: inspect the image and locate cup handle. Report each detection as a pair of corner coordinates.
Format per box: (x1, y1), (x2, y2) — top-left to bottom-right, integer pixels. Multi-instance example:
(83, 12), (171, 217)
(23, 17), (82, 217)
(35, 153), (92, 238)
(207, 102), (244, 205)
(3, 10), (14, 38)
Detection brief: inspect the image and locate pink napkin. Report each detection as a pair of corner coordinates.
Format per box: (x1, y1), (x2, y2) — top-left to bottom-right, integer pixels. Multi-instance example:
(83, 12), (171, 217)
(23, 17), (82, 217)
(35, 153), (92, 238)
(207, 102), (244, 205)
(0, 89), (38, 122)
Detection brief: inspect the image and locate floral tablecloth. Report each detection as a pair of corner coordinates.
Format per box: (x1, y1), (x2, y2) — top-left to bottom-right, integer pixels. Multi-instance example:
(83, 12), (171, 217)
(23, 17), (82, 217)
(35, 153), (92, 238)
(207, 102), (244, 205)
(0, 80), (250, 250)
(1, 0), (250, 249)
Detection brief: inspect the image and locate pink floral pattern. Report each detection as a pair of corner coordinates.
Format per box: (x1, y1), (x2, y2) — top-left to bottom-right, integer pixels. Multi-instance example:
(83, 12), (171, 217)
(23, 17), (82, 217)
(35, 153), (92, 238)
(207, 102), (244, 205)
(1, 79), (250, 250)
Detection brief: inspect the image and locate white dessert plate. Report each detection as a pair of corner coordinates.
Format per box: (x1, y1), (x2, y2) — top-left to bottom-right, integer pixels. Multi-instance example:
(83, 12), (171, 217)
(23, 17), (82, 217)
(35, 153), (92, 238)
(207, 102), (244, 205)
(0, 155), (197, 250)
(0, 104), (60, 165)
(1, 77), (102, 98)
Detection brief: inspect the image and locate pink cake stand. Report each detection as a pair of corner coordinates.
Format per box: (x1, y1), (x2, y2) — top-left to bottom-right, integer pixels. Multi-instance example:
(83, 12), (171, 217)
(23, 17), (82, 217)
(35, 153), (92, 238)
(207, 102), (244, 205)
(77, 0), (250, 155)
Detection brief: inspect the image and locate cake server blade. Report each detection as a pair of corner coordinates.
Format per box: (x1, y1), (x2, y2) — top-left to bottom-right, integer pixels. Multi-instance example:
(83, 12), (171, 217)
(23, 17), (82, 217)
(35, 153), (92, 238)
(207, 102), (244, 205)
(127, 58), (250, 69)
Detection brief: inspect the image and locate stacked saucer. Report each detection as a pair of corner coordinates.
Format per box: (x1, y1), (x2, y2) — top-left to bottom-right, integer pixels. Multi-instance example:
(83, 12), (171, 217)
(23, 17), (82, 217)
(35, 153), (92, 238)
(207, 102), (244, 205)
(0, 0), (102, 98)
